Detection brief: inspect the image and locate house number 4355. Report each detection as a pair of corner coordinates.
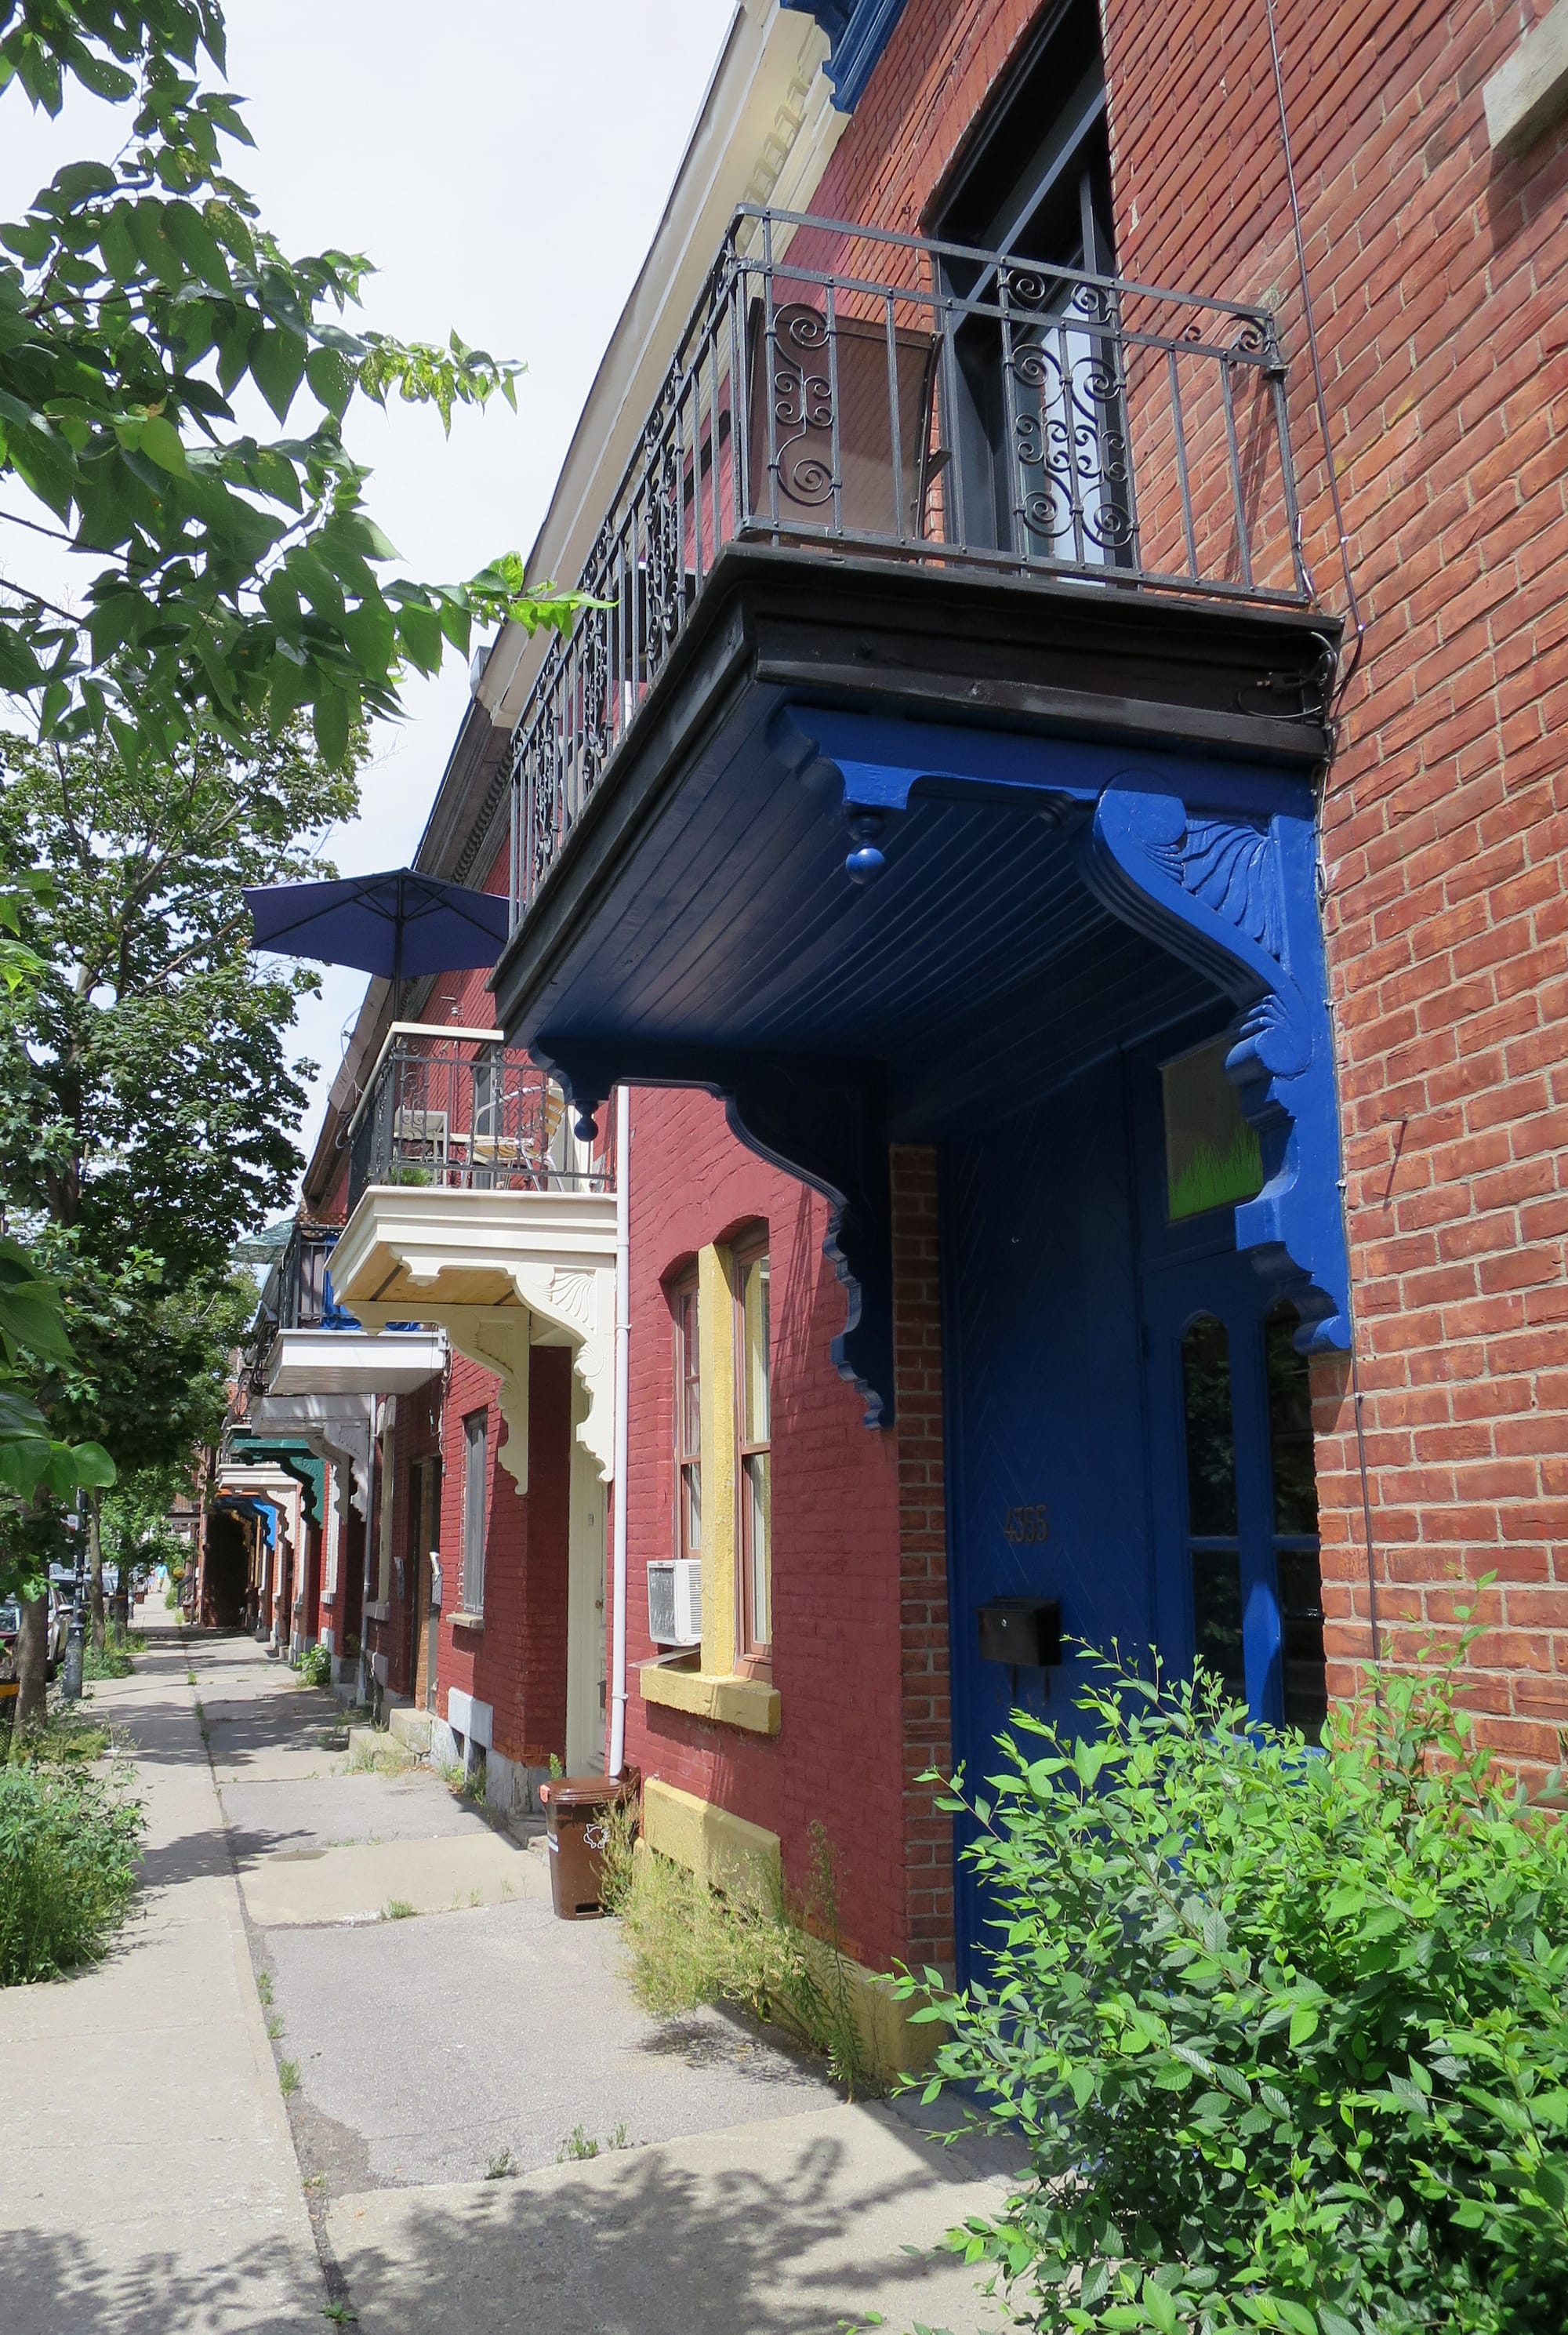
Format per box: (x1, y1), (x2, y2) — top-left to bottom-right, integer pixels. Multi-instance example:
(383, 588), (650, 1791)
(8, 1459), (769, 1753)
(1002, 1504), (1049, 1545)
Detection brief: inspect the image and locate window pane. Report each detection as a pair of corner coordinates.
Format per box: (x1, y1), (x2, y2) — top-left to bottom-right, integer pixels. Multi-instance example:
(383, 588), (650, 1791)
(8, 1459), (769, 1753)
(463, 1413), (487, 1608)
(1181, 1315), (1236, 1537)
(681, 1288), (701, 1459)
(1192, 1546), (1244, 1700)
(745, 1450), (771, 1646)
(1265, 1307), (1319, 1536)
(690, 1447), (709, 1560)
(1162, 1035), (1265, 1222)
(740, 1255), (771, 1441)
(1278, 1546), (1327, 1735)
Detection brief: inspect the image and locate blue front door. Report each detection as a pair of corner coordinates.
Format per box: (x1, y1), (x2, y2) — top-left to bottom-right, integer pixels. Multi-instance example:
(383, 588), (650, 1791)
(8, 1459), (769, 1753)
(943, 1014), (1326, 1979)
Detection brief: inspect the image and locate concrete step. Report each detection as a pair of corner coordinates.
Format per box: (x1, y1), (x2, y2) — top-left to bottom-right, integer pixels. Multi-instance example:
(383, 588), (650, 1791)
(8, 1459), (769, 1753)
(387, 1705), (432, 1754)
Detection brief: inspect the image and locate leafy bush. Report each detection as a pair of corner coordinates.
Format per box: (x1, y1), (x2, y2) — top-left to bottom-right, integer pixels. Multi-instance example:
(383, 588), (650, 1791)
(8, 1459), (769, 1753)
(903, 1651), (1568, 2335)
(0, 1762), (143, 1984)
(607, 1808), (873, 2095)
(298, 1643), (333, 1689)
(83, 1627), (142, 1680)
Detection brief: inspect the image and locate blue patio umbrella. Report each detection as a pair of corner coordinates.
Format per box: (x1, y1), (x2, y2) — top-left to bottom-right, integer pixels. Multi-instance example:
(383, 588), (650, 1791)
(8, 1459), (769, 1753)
(243, 868), (509, 982)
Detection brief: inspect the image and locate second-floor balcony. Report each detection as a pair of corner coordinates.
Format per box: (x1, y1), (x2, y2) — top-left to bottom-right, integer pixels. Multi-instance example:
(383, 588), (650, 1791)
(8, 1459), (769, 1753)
(331, 1030), (620, 1480)
(346, 1026), (602, 1215)
(503, 205), (1323, 925)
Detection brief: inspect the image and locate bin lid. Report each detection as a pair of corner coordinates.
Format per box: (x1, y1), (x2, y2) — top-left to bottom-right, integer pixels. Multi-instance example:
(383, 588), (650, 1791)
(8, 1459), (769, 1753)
(541, 1775), (624, 1810)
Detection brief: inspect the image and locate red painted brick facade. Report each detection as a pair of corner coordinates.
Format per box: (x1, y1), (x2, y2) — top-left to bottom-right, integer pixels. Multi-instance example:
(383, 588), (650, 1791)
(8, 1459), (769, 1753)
(619, 1087), (953, 1974)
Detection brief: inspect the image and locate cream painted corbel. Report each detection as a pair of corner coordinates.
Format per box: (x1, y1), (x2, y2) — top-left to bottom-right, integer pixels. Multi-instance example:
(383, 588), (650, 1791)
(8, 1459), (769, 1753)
(358, 1302), (533, 1490)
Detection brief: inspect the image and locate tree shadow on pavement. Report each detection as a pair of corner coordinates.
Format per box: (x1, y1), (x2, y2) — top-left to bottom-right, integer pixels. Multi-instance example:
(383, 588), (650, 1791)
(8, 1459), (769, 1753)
(2, 2224), (321, 2335)
(331, 2112), (1020, 2335)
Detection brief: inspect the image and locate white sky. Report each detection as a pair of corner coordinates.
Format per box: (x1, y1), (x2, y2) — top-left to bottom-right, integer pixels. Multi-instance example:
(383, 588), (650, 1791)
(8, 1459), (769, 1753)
(0, 0), (737, 1182)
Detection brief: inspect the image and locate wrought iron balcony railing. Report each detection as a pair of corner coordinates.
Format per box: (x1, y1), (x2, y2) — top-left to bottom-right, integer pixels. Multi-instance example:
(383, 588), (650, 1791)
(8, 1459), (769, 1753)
(507, 205), (1311, 920)
(345, 1026), (610, 1215)
(238, 1222), (343, 1390)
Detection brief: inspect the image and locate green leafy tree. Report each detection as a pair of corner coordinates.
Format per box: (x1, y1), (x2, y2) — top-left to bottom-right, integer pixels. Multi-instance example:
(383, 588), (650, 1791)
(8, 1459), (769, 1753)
(0, 0), (572, 761)
(903, 1648), (1568, 2335)
(0, 721), (353, 1273)
(0, 717), (347, 1701)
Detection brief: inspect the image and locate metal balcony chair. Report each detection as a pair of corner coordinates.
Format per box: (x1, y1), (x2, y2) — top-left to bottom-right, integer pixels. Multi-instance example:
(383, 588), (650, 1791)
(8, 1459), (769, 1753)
(745, 298), (948, 545)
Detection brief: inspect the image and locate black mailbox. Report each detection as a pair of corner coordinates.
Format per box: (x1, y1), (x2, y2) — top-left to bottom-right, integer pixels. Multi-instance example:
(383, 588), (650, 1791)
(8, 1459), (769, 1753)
(978, 1597), (1062, 1669)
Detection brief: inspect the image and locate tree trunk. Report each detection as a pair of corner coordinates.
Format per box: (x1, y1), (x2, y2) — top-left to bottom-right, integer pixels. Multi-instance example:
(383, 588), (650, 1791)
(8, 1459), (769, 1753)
(14, 1589), (48, 1738)
(88, 1489), (106, 1651)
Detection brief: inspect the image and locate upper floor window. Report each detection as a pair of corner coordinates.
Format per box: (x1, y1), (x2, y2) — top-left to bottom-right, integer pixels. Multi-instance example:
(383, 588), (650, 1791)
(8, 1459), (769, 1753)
(734, 1241), (771, 1662)
(931, 0), (1120, 568)
(673, 1272), (702, 1567)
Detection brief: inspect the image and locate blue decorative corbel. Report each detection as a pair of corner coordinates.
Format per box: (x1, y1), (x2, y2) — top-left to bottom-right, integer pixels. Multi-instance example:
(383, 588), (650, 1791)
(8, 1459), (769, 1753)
(529, 1038), (895, 1427)
(1081, 779), (1349, 1352)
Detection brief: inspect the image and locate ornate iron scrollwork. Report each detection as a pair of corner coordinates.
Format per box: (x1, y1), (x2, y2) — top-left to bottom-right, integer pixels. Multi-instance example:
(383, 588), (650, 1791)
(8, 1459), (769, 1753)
(769, 303), (837, 510)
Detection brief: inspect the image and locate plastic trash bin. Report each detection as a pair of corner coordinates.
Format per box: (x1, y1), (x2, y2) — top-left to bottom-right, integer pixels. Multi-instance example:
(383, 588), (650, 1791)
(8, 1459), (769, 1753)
(541, 1774), (630, 1920)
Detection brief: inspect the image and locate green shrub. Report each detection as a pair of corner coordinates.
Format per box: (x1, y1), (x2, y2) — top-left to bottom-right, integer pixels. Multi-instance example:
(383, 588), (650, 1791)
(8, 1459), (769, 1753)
(0, 1763), (143, 1984)
(298, 1643), (333, 1689)
(83, 1629), (138, 1680)
(901, 1650), (1568, 2335)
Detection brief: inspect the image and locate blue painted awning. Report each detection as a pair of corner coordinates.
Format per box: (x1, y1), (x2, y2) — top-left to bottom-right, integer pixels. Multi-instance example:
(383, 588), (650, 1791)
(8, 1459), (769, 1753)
(510, 699), (1349, 1422)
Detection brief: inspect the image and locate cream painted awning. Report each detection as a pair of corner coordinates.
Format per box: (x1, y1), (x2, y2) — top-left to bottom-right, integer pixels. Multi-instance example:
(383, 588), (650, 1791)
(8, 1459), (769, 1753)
(263, 1324), (445, 1398)
(330, 1186), (618, 1483)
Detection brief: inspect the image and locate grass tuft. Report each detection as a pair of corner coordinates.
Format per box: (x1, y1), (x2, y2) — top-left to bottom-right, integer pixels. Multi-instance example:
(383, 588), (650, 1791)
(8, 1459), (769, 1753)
(604, 1806), (873, 2096)
(382, 1897), (416, 1922)
(278, 2058), (300, 2097)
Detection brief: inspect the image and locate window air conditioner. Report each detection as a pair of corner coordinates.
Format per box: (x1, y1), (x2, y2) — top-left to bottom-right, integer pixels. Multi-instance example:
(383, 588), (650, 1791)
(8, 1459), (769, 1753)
(647, 1558), (702, 1649)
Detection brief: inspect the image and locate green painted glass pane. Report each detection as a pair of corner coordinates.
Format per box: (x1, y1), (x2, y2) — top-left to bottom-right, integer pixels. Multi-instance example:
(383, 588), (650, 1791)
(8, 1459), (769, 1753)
(1162, 1035), (1265, 1222)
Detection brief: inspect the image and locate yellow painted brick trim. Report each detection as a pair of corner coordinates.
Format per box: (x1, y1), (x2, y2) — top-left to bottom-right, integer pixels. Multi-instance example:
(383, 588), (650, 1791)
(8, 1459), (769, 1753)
(641, 1778), (781, 1908)
(695, 1241), (738, 1673)
(638, 1659), (781, 1734)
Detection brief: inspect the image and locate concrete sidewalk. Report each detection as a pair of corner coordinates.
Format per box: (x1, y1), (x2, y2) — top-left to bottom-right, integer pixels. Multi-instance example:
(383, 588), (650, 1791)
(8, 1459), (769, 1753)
(2, 1625), (1021, 2333)
(0, 1624), (323, 2334)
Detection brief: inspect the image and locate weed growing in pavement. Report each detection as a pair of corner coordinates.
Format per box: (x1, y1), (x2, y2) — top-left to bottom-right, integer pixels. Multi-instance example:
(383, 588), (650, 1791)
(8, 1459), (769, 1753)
(186, 1669), (196, 1686)
(382, 1897), (415, 1921)
(346, 1738), (412, 1778)
(435, 1756), (465, 1792)
(484, 2151), (516, 2180)
(602, 1803), (874, 2097)
(83, 1626), (145, 1683)
(256, 1969), (274, 2006)
(278, 2059), (300, 2097)
(266, 2013), (285, 2039)
(304, 2173), (328, 2192)
(9, 1712), (111, 1767)
(321, 2302), (356, 2324)
(297, 1644), (333, 1689)
(557, 2123), (629, 2163)
(0, 1762), (143, 1985)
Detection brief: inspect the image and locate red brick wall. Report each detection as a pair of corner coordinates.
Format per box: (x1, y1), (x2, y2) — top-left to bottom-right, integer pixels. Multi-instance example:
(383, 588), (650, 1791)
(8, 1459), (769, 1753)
(434, 1342), (572, 1767)
(889, 1146), (955, 1969)
(817, 0), (1568, 1765)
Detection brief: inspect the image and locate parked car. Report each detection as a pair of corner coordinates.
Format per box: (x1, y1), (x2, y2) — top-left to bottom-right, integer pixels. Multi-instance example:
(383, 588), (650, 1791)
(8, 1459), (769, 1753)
(0, 1588), (71, 1681)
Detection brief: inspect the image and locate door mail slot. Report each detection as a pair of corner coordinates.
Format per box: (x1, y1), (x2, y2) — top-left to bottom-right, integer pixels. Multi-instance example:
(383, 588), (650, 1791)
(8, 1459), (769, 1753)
(978, 1597), (1062, 1669)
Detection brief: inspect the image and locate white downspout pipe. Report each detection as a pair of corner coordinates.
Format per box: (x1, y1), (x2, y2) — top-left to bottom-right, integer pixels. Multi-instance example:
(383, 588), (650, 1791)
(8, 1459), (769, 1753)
(608, 1086), (631, 1778)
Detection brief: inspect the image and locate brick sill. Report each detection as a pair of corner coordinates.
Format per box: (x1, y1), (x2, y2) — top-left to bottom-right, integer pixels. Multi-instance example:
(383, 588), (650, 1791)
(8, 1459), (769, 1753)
(448, 1610), (485, 1632)
(639, 1659), (780, 1736)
